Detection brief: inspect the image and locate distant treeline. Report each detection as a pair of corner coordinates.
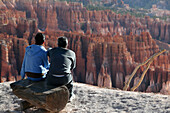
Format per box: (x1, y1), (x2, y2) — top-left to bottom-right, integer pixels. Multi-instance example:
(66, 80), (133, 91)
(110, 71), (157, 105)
(58, 0), (169, 10)
(119, 0), (170, 10)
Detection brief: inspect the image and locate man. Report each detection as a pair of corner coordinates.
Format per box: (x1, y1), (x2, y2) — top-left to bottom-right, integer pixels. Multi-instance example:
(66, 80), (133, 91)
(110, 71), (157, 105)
(20, 33), (49, 81)
(46, 36), (76, 99)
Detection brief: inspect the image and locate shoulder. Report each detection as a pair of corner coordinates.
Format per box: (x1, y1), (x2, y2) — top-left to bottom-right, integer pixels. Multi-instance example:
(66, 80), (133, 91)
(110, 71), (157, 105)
(68, 49), (75, 54)
(67, 49), (76, 57)
(40, 46), (47, 51)
(25, 45), (32, 49)
(37, 46), (47, 56)
(47, 47), (58, 56)
(37, 46), (47, 54)
(48, 47), (57, 53)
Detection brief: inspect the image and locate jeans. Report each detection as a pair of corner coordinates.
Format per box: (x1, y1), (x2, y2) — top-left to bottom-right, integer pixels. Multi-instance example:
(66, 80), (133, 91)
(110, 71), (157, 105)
(46, 73), (73, 99)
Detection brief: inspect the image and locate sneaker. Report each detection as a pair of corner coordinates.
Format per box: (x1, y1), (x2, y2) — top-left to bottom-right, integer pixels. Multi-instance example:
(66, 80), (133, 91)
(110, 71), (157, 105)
(68, 93), (75, 103)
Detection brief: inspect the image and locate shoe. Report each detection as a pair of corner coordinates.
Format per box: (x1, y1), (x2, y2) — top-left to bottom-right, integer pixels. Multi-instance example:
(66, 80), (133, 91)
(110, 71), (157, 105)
(68, 94), (75, 103)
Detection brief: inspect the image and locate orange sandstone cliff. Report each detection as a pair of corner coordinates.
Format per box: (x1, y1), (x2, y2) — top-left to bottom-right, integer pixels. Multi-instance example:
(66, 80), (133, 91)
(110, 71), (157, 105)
(0, 0), (169, 94)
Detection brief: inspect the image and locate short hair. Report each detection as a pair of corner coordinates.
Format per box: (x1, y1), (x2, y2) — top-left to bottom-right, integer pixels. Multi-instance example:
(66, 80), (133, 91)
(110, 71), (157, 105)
(35, 33), (45, 45)
(58, 36), (68, 48)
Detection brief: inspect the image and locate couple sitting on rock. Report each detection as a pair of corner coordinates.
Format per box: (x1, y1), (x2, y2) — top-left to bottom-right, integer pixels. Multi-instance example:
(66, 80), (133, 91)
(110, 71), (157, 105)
(20, 33), (76, 99)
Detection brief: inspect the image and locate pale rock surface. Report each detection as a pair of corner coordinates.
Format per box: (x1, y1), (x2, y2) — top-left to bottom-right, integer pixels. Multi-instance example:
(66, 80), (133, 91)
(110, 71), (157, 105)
(0, 82), (170, 113)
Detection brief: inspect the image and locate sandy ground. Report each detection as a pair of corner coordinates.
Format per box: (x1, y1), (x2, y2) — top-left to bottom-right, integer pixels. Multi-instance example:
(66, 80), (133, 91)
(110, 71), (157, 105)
(0, 82), (170, 113)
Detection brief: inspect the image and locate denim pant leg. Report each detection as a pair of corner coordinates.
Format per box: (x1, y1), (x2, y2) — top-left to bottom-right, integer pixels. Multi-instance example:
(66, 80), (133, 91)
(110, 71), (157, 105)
(46, 74), (73, 98)
(65, 80), (73, 99)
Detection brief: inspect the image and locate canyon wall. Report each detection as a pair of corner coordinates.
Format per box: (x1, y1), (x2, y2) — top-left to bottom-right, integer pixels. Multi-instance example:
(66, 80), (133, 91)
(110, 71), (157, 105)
(0, 0), (169, 43)
(43, 31), (170, 94)
(0, 34), (29, 82)
(0, 31), (169, 94)
(0, 0), (169, 94)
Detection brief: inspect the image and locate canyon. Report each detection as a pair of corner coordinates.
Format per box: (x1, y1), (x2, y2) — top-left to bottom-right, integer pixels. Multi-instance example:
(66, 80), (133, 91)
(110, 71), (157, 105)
(0, 0), (169, 94)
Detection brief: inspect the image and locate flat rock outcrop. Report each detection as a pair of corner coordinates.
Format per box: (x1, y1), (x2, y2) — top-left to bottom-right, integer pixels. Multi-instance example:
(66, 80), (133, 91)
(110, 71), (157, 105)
(0, 82), (170, 112)
(10, 79), (69, 112)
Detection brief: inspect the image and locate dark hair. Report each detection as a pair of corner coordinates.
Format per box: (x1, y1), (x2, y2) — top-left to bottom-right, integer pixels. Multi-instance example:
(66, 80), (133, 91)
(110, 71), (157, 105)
(58, 36), (68, 48)
(35, 33), (45, 45)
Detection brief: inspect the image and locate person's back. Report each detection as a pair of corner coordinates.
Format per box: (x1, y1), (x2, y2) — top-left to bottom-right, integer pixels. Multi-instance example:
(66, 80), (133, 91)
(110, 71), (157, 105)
(48, 47), (75, 75)
(20, 33), (49, 81)
(46, 36), (76, 99)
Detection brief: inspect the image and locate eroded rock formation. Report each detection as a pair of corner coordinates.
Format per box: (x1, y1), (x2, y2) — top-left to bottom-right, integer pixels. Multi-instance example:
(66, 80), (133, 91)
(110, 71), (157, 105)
(43, 31), (169, 94)
(0, 34), (28, 82)
(0, 0), (169, 94)
(0, 0), (169, 43)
